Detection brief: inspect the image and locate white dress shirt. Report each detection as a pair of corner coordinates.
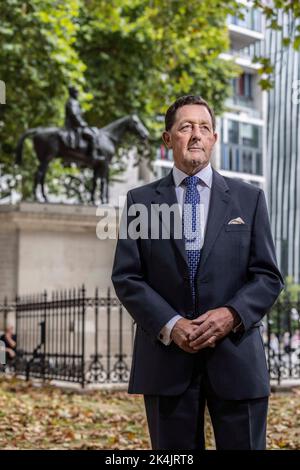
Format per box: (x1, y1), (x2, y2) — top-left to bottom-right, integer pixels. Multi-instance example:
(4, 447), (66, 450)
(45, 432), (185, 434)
(158, 163), (213, 345)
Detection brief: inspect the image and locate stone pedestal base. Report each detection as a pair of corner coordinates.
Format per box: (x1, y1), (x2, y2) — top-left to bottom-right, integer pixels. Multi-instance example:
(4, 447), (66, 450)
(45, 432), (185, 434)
(0, 202), (119, 300)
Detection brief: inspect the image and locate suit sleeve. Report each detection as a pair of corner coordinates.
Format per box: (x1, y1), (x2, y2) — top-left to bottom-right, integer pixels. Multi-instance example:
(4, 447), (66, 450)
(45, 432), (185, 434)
(111, 190), (181, 342)
(225, 189), (284, 335)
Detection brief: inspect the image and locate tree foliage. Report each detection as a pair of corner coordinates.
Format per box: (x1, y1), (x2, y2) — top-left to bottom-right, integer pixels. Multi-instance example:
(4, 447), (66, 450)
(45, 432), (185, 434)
(0, 0), (87, 198)
(77, 0), (240, 133)
(1, 0), (299, 200)
(252, 0), (300, 89)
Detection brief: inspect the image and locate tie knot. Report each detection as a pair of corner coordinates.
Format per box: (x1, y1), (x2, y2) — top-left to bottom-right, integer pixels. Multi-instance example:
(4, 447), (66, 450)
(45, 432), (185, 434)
(183, 175), (199, 187)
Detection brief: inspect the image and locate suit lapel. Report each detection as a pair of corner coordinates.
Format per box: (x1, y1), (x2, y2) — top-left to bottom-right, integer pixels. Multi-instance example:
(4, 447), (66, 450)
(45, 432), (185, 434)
(151, 170), (188, 267)
(196, 168), (231, 275)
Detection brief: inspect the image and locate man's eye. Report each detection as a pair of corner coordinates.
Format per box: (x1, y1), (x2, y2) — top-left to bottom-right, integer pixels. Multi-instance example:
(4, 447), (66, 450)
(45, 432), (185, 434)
(181, 124), (191, 130)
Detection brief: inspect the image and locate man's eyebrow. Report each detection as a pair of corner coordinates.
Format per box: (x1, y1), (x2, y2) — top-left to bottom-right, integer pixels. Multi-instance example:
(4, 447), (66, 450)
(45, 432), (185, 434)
(178, 119), (211, 126)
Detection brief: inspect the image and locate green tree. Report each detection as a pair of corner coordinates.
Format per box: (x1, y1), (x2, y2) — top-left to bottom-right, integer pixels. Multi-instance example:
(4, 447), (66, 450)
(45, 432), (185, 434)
(0, 0), (87, 199)
(252, 0), (300, 89)
(77, 0), (240, 142)
(0, 0), (242, 200)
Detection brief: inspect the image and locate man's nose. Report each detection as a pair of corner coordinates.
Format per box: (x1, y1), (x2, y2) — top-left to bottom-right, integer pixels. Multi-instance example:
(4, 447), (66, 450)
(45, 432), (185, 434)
(191, 125), (202, 141)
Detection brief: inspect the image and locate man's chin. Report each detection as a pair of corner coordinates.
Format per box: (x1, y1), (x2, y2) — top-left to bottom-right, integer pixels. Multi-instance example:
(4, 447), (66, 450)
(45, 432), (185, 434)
(185, 154), (208, 166)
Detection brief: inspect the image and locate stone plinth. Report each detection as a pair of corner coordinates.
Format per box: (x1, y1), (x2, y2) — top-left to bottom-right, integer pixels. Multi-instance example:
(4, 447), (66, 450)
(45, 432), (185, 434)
(0, 202), (119, 299)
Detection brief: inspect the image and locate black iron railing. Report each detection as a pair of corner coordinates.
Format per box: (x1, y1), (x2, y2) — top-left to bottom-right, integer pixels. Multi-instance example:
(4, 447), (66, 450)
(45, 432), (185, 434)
(0, 286), (135, 387)
(0, 287), (299, 386)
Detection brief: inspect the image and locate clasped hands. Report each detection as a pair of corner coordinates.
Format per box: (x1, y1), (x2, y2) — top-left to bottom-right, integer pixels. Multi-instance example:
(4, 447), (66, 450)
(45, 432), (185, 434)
(170, 307), (240, 354)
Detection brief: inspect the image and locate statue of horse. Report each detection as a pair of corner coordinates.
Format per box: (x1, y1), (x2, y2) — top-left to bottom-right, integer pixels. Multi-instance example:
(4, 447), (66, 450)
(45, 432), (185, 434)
(15, 115), (149, 204)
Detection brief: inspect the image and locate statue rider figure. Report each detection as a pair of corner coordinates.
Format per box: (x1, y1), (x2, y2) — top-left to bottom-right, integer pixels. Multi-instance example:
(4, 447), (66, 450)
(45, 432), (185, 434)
(64, 86), (98, 161)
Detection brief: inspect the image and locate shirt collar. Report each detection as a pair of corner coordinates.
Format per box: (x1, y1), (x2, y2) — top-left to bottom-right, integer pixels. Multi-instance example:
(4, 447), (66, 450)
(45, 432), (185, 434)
(172, 162), (212, 188)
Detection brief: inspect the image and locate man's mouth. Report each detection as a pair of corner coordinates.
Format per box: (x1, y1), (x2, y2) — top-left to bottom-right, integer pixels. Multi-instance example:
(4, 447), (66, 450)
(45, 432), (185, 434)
(188, 147), (203, 151)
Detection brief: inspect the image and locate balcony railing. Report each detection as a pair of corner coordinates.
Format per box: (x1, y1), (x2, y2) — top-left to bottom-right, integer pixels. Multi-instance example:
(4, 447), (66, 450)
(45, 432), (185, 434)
(226, 96), (262, 119)
(221, 142), (263, 175)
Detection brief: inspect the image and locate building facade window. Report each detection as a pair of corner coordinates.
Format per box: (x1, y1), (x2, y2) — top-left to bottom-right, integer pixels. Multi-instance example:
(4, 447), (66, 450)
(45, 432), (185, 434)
(229, 8), (262, 32)
(156, 145), (173, 162)
(232, 73), (253, 102)
(221, 119), (262, 175)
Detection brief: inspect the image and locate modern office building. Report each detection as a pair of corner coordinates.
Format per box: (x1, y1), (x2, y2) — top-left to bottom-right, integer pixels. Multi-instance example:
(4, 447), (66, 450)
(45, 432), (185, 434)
(153, 1), (267, 192)
(264, 13), (300, 283)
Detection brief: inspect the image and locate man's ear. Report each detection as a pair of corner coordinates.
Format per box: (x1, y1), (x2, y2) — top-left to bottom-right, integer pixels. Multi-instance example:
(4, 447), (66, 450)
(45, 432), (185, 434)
(162, 130), (172, 149)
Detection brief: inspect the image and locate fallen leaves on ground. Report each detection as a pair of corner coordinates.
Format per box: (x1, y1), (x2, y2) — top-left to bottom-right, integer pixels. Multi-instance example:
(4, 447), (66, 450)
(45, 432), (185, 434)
(0, 376), (299, 449)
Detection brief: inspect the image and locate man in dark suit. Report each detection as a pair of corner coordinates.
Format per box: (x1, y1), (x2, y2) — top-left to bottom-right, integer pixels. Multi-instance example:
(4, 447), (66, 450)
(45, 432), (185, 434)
(111, 95), (284, 450)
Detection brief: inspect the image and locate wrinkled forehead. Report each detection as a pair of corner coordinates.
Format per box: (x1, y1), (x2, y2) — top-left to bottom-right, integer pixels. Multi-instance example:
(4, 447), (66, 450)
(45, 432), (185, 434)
(175, 104), (213, 127)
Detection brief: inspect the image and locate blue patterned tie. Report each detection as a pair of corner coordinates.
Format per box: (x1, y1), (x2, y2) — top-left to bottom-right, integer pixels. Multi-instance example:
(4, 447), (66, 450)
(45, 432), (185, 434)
(182, 176), (202, 305)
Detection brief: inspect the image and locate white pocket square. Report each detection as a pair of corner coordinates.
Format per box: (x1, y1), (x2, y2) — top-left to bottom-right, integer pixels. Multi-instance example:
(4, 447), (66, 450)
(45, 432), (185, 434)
(228, 217), (245, 225)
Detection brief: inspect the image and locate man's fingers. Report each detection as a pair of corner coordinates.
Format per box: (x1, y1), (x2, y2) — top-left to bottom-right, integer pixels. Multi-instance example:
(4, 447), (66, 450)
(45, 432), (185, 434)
(191, 313), (209, 325)
(190, 335), (217, 351)
(185, 347), (199, 354)
(189, 321), (213, 341)
(177, 335), (205, 354)
(189, 330), (215, 347)
(179, 342), (199, 354)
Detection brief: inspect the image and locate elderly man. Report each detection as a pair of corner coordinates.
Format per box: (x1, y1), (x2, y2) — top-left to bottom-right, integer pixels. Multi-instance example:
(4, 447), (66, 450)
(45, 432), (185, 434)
(111, 95), (284, 450)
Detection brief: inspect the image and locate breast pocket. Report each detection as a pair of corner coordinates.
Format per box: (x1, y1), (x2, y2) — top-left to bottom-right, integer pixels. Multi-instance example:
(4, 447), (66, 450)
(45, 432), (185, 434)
(223, 224), (251, 266)
(224, 224), (251, 232)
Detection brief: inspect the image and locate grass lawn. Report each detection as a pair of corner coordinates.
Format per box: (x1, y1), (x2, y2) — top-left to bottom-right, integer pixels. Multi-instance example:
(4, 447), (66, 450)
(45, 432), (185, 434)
(0, 376), (299, 449)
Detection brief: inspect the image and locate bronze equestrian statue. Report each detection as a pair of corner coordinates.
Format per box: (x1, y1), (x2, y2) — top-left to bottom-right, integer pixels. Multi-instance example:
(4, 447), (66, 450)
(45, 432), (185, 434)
(15, 87), (149, 204)
(64, 86), (98, 162)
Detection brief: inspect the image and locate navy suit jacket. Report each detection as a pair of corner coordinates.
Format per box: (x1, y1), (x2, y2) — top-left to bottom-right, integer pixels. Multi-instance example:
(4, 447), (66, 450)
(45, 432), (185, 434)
(111, 167), (284, 400)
